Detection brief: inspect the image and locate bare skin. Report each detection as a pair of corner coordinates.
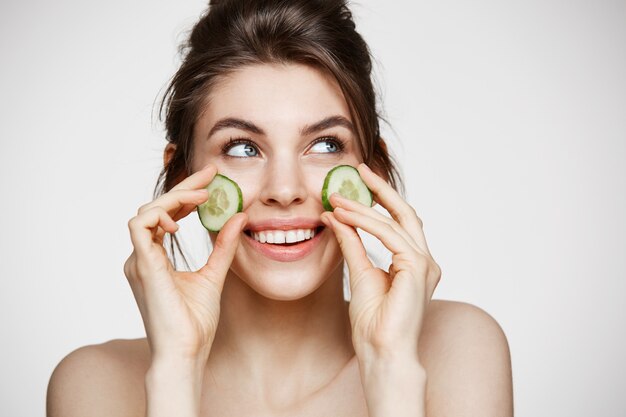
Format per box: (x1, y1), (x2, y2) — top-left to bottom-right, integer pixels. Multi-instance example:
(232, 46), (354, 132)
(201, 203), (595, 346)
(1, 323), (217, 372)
(47, 301), (512, 416)
(47, 64), (513, 417)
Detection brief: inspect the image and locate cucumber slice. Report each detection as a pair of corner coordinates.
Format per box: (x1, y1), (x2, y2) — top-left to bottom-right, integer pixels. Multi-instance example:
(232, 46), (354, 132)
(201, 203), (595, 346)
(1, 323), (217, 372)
(197, 174), (243, 232)
(321, 165), (373, 211)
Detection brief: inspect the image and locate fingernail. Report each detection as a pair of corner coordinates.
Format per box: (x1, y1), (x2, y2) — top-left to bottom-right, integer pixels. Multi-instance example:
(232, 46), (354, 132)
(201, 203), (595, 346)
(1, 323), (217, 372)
(331, 192), (347, 203)
(359, 163), (371, 172)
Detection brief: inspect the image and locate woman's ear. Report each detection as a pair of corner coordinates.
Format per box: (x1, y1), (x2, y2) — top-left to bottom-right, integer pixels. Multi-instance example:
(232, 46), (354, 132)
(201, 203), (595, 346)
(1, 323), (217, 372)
(163, 143), (176, 168)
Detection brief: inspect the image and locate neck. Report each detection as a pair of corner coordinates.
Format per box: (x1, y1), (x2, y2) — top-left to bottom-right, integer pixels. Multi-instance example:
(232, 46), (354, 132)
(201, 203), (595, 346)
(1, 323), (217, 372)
(206, 264), (355, 400)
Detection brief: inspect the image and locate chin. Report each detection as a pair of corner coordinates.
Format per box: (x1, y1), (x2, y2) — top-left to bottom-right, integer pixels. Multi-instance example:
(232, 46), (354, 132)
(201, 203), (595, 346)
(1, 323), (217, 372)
(233, 268), (329, 301)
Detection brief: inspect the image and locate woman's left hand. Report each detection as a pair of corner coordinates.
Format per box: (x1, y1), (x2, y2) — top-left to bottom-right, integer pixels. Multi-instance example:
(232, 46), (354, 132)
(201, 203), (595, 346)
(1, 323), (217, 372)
(320, 163), (441, 363)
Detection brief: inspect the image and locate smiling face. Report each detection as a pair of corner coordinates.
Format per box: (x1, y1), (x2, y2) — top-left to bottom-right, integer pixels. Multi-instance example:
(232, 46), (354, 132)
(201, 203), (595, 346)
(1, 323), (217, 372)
(191, 63), (362, 300)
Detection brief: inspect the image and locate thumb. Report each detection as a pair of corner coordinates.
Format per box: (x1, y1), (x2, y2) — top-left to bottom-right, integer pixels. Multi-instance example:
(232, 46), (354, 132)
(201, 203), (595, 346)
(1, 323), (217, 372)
(321, 212), (373, 280)
(197, 212), (248, 291)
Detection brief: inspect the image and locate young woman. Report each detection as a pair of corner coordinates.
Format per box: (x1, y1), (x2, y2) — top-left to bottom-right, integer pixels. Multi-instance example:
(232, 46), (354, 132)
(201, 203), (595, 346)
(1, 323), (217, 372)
(47, 1), (513, 416)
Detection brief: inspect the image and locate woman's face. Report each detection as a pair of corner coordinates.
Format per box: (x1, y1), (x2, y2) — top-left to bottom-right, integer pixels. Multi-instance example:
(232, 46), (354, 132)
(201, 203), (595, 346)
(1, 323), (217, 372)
(192, 63), (362, 300)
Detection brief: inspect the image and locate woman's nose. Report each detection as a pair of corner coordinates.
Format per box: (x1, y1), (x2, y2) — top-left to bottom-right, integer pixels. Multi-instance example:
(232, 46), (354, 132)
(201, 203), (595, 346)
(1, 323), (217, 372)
(259, 157), (308, 207)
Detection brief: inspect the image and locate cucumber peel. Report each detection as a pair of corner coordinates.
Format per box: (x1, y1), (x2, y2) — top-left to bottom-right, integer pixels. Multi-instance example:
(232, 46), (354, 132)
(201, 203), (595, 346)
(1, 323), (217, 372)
(197, 174), (243, 232)
(321, 165), (373, 211)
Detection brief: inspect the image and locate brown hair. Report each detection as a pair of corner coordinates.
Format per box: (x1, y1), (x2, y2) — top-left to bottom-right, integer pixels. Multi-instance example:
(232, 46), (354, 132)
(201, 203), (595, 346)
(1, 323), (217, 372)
(155, 0), (404, 268)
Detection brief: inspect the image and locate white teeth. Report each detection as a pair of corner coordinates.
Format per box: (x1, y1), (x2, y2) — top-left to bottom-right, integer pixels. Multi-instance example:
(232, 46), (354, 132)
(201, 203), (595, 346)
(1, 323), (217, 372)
(285, 230), (297, 243)
(251, 228), (317, 244)
(273, 230), (286, 244)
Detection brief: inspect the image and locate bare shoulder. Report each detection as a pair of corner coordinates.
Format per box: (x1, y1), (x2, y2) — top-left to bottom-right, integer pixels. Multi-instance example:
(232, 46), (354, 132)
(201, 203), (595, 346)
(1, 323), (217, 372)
(419, 300), (514, 417)
(47, 338), (150, 417)
(422, 299), (511, 346)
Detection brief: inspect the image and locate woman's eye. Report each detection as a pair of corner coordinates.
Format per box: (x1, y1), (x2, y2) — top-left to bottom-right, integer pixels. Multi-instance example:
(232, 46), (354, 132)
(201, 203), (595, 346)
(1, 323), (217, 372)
(225, 143), (258, 157)
(310, 138), (341, 154)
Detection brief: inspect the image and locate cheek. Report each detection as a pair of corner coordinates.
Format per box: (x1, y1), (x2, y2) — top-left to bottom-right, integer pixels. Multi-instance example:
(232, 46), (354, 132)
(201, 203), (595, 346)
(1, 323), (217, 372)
(212, 164), (264, 210)
(303, 155), (363, 194)
(303, 165), (331, 200)
(190, 156), (260, 208)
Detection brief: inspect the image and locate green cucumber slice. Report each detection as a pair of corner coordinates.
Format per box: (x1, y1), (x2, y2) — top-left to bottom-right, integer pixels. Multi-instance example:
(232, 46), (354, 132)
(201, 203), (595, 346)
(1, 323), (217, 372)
(197, 174), (243, 232)
(321, 165), (373, 211)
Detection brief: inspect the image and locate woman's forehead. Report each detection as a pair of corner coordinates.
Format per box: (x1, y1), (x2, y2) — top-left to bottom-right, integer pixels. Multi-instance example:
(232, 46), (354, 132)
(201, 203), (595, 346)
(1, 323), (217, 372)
(201, 63), (352, 130)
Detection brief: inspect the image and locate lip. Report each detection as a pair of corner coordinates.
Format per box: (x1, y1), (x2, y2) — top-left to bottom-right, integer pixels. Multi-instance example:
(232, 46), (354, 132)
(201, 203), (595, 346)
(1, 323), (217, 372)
(245, 217), (324, 233)
(243, 225), (325, 262)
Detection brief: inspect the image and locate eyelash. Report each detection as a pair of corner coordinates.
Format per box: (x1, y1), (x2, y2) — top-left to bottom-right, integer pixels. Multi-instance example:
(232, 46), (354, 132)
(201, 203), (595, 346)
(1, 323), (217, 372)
(220, 136), (346, 158)
(311, 136), (346, 153)
(220, 138), (256, 158)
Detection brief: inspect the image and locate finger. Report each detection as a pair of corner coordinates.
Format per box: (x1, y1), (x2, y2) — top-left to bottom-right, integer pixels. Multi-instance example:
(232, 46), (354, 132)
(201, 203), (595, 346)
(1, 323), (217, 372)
(128, 207), (179, 255)
(171, 164), (217, 191)
(197, 212), (248, 292)
(138, 189), (209, 216)
(123, 253), (147, 307)
(123, 253), (140, 291)
(320, 212), (373, 280)
(332, 206), (417, 257)
(170, 203), (201, 223)
(321, 212), (384, 301)
(357, 163), (432, 254)
(329, 192), (424, 255)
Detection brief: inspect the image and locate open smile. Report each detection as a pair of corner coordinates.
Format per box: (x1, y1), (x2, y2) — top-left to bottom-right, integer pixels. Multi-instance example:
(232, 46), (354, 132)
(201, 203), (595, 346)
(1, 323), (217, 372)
(243, 226), (326, 262)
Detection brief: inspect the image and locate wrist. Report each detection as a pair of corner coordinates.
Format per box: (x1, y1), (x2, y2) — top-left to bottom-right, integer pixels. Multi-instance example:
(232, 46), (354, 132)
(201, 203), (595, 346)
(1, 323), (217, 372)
(149, 349), (209, 370)
(357, 352), (427, 417)
(357, 351), (426, 382)
(147, 355), (207, 381)
(145, 357), (208, 417)
(354, 340), (421, 368)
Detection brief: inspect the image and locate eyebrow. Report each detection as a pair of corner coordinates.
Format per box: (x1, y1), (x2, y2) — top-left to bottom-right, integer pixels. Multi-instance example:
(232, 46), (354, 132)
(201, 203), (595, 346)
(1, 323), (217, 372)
(301, 115), (355, 136)
(207, 118), (265, 139)
(206, 115), (355, 140)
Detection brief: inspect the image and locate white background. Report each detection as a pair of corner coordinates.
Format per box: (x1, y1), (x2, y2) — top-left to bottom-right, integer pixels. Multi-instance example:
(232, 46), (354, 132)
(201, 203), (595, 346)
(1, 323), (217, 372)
(1, 0), (625, 415)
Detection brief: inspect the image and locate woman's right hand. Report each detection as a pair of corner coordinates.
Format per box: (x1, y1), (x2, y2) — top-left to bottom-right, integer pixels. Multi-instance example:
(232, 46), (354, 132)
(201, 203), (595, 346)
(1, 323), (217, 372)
(123, 164), (248, 364)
